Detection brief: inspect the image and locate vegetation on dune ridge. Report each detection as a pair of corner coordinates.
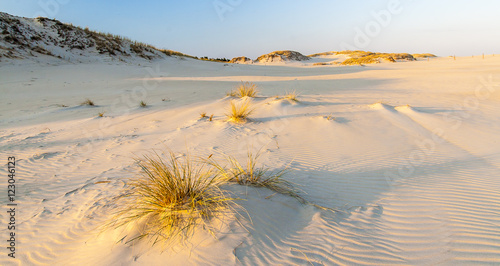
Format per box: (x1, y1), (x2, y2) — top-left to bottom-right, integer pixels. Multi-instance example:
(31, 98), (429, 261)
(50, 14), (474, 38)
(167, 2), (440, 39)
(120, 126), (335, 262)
(412, 53), (437, 58)
(308, 50), (431, 65)
(33, 16), (233, 62)
(35, 17), (230, 62)
(229, 56), (254, 64)
(308, 51), (337, 57)
(341, 54), (395, 65)
(198, 56), (230, 62)
(0, 12), (197, 60)
(338, 50), (416, 65)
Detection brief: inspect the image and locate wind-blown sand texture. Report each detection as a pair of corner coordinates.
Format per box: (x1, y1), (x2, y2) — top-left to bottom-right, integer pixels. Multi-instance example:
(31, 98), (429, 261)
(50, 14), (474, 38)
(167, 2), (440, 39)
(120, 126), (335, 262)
(1, 54), (500, 265)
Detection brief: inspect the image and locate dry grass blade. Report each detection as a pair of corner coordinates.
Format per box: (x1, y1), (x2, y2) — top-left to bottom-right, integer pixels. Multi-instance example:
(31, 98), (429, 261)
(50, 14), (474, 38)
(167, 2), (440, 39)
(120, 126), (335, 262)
(226, 100), (254, 123)
(107, 150), (236, 247)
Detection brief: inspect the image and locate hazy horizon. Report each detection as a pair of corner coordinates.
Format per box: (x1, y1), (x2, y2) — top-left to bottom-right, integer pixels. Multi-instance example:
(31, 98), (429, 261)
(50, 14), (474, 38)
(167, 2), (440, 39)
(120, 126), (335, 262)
(1, 0), (499, 59)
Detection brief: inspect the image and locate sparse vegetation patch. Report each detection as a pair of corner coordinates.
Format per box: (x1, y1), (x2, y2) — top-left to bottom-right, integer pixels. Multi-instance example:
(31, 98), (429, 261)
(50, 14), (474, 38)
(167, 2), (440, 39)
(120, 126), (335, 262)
(285, 91), (300, 102)
(226, 100), (254, 123)
(108, 150), (235, 245)
(227, 82), (258, 98)
(81, 99), (95, 106)
(207, 150), (304, 202)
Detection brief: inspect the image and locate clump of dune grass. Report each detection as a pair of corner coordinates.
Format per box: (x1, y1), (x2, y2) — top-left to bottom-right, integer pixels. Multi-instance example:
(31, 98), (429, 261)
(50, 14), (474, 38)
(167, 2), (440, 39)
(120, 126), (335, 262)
(325, 114), (336, 121)
(285, 91), (300, 102)
(226, 100), (254, 123)
(208, 150), (304, 202)
(81, 99), (95, 106)
(227, 82), (258, 98)
(209, 114), (214, 121)
(140, 101), (147, 108)
(108, 150), (235, 246)
(97, 111), (105, 117)
(200, 112), (207, 119)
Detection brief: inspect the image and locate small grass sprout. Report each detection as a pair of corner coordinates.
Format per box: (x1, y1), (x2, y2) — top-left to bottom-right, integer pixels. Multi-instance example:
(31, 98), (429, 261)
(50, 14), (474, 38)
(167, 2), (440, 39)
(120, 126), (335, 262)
(81, 99), (95, 106)
(325, 114), (335, 121)
(285, 90), (300, 102)
(226, 100), (254, 123)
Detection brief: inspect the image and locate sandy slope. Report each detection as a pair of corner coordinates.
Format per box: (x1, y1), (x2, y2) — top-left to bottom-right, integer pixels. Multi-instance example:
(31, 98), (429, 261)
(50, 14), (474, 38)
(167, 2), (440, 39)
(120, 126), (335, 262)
(1, 55), (500, 265)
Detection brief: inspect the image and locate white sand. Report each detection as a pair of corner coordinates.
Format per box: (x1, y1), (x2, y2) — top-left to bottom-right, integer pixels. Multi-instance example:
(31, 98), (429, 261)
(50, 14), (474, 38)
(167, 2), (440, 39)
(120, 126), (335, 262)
(1, 55), (499, 265)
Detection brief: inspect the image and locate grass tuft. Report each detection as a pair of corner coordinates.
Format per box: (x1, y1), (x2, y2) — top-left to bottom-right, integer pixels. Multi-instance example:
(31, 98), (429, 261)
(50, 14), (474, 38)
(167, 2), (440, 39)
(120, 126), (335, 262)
(108, 150), (235, 246)
(325, 114), (336, 121)
(97, 111), (105, 117)
(81, 99), (95, 106)
(140, 101), (147, 108)
(200, 112), (207, 119)
(227, 82), (258, 98)
(285, 91), (300, 102)
(226, 100), (254, 123)
(208, 150), (304, 202)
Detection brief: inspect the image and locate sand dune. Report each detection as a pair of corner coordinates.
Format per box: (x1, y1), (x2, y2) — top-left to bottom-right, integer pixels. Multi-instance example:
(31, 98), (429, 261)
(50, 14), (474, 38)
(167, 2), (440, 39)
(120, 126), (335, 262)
(1, 54), (500, 265)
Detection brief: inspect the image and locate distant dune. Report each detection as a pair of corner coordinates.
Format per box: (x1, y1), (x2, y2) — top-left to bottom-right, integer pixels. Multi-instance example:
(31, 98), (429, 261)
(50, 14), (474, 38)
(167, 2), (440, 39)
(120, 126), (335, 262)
(255, 50), (310, 63)
(229, 56), (254, 64)
(309, 50), (436, 65)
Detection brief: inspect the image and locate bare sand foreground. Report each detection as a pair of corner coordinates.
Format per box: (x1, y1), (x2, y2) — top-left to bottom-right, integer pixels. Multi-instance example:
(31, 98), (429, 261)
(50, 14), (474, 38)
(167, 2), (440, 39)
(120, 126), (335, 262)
(1, 55), (500, 265)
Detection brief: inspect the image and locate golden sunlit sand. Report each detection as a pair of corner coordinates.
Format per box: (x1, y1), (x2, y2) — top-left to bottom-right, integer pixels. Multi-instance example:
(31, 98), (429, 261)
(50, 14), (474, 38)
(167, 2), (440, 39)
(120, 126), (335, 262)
(1, 10), (500, 266)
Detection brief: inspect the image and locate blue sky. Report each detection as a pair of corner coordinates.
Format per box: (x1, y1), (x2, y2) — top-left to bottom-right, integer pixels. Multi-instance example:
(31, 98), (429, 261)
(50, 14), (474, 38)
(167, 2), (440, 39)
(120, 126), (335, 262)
(1, 0), (499, 58)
